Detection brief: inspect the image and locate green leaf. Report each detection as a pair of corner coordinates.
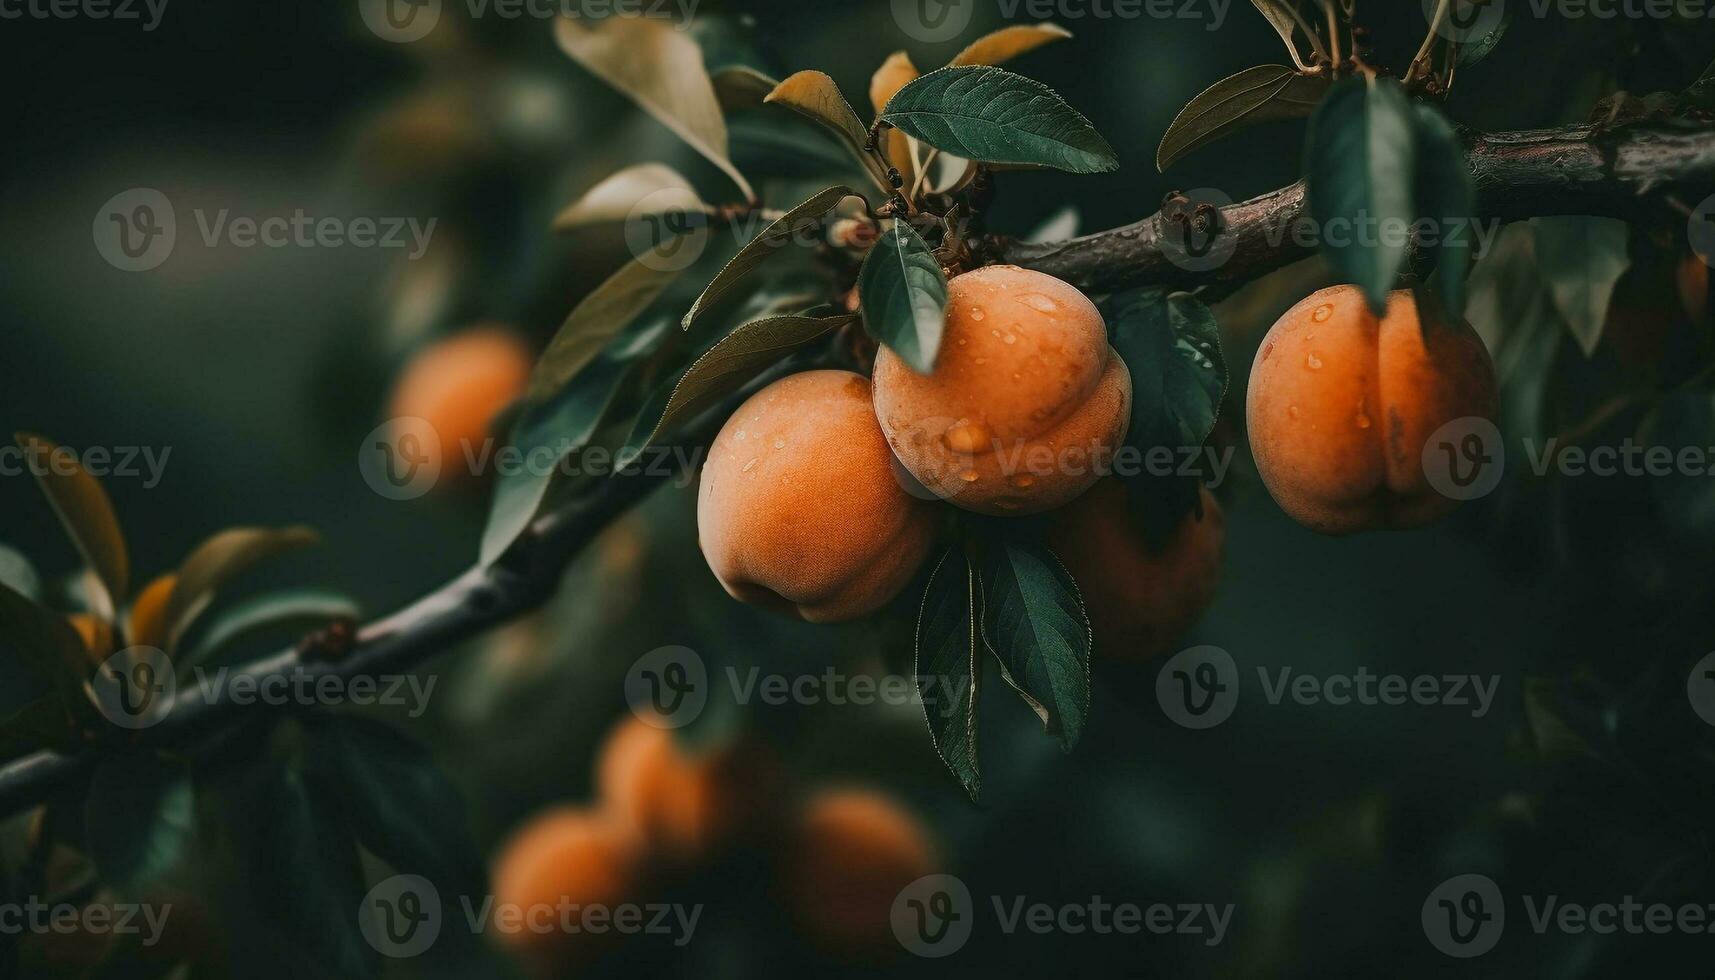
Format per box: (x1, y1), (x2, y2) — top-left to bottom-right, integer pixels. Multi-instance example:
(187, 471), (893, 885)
(974, 534), (1091, 751)
(1250, 0), (1307, 62)
(682, 186), (857, 330)
(15, 433), (129, 618)
(554, 15), (753, 201)
(915, 547), (982, 802)
(627, 313), (857, 459)
(880, 66), (1118, 174)
(163, 526), (321, 653)
(1157, 66), (1329, 171)
(1532, 215), (1630, 357)
(712, 65), (781, 112)
(1411, 103), (1476, 314)
(553, 163), (708, 231)
(1305, 75), (1417, 314)
(1108, 290), (1228, 461)
(765, 71), (888, 190)
(528, 251), (690, 403)
(85, 750), (195, 898)
(177, 589), (360, 675)
(304, 716), (485, 896)
(0, 544), (40, 601)
(858, 219), (947, 373)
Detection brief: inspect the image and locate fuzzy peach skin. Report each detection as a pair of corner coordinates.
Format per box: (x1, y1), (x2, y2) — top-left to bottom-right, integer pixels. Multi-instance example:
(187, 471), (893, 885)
(697, 370), (938, 622)
(872, 265), (1131, 515)
(1246, 286), (1499, 533)
(1046, 480), (1224, 661)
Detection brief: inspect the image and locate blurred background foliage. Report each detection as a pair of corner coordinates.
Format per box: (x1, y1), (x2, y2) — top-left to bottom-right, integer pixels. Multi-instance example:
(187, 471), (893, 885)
(4, 2), (1715, 977)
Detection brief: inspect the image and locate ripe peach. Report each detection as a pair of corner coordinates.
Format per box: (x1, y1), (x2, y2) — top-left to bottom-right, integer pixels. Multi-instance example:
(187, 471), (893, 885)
(1045, 479), (1224, 660)
(1246, 286), (1498, 533)
(387, 326), (532, 477)
(697, 370), (938, 623)
(871, 265), (1131, 515)
(489, 807), (641, 970)
(596, 715), (776, 862)
(778, 789), (937, 957)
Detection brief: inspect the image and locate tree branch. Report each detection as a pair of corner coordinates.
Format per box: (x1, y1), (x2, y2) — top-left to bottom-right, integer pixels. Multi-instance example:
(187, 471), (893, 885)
(999, 122), (1715, 296)
(4, 120), (1715, 816)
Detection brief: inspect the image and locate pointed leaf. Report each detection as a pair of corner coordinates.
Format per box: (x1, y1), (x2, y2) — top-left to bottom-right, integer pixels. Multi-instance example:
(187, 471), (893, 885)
(630, 313), (856, 457)
(1250, 0), (1305, 59)
(553, 163), (707, 230)
(178, 589), (360, 674)
(711, 65), (781, 112)
(15, 433), (129, 616)
(1305, 75), (1417, 313)
(1157, 65), (1329, 171)
(163, 526), (320, 652)
(1533, 215), (1630, 357)
(528, 250), (687, 401)
(949, 23), (1072, 68)
(683, 186), (857, 330)
(858, 219), (947, 373)
(975, 535), (1091, 751)
(127, 572), (176, 651)
(1412, 103), (1476, 314)
(880, 66), (1118, 174)
(765, 70), (887, 189)
(915, 548), (981, 801)
(554, 15), (753, 201)
(870, 52), (921, 184)
(1107, 289), (1228, 459)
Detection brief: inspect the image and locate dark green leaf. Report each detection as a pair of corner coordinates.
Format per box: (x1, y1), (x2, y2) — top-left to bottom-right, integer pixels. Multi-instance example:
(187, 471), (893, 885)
(1532, 215), (1630, 357)
(1108, 289), (1228, 460)
(682, 186), (856, 330)
(0, 581), (93, 714)
(915, 548), (982, 802)
(1411, 103), (1476, 314)
(627, 313), (856, 459)
(880, 66), (1118, 174)
(1305, 75), (1417, 313)
(163, 526), (321, 652)
(85, 750), (195, 897)
(177, 589), (360, 675)
(304, 716), (485, 896)
(1157, 66), (1330, 171)
(1250, 0), (1306, 59)
(527, 252), (689, 403)
(858, 219), (947, 373)
(975, 535), (1091, 751)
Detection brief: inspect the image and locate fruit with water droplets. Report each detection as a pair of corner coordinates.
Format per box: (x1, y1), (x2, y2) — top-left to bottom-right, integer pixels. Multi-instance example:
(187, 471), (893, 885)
(698, 370), (938, 622)
(871, 265), (1131, 515)
(1246, 286), (1498, 533)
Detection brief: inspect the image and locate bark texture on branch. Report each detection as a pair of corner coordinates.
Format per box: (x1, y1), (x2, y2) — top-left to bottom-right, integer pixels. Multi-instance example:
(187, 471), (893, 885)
(4, 121), (1715, 815)
(1000, 123), (1715, 296)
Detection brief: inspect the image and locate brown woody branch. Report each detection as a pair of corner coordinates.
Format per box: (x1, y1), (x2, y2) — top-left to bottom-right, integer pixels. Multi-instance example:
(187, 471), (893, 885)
(4, 121), (1715, 815)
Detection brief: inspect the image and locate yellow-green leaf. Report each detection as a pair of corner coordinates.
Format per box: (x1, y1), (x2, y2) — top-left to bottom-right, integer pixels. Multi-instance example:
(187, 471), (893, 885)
(163, 526), (320, 652)
(1157, 65), (1329, 171)
(765, 70), (889, 191)
(15, 433), (129, 618)
(948, 23), (1072, 67)
(528, 248), (688, 402)
(553, 164), (707, 231)
(554, 16), (754, 201)
(682, 186), (859, 330)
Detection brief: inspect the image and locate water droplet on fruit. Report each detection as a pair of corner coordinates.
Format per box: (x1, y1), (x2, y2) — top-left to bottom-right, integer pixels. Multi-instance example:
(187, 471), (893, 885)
(1022, 294), (1058, 313)
(742, 457), (759, 472)
(970, 306), (986, 321)
(1306, 353), (1323, 369)
(943, 422), (991, 454)
(1011, 475), (1034, 488)
(1355, 413), (1371, 429)
(1288, 405), (1301, 419)
(1003, 333), (1017, 344)
(773, 438), (785, 449)
(960, 469), (979, 483)
(974, 357), (987, 365)
(1312, 304), (1333, 322)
